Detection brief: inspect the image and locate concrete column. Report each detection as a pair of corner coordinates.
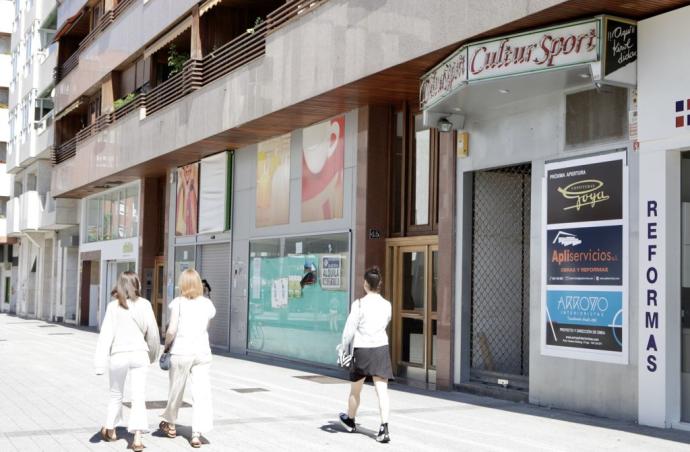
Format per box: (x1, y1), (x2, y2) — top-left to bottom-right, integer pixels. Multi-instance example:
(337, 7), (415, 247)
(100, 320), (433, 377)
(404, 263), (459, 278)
(191, 5), (203, 60)
(436, 131), (456, 390)
(638, 149), (682, 427)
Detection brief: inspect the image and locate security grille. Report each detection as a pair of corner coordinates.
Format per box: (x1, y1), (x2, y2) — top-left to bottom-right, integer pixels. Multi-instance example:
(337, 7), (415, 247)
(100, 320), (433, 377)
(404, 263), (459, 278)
(199, 243), (231, 349)
(471, 164), (531, 380)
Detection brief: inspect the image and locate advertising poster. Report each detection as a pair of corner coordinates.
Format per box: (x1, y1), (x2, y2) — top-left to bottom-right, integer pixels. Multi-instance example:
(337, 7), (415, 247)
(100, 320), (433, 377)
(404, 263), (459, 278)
(256, 133), (291, 227)
(320, 255), (343, 290)
(545, 290), (623, 352)
(175, 163), (199, 236)
(546, 158), (622, 224)
(542, 152), (627, 364)
(546, 226), (622, 285)
(198, 152), (229, 234)
(301, 115), (345, 222)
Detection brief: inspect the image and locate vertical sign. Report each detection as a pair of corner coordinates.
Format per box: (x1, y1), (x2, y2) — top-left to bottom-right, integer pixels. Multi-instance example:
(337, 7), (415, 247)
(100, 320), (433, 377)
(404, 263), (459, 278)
(542, 152), (628, 363)
(638, 151), (667, 427)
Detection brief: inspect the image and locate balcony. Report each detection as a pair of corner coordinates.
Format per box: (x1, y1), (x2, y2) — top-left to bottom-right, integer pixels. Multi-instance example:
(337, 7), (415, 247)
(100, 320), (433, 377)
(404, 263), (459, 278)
(7, 196), (18, 236)
(37, 43), (58, 94)
(40, 191), (79, 230)
(0, 108), (8, 142)
(0, 54), (10, 87)
(0, 164), (10, 198)
(8, 115), (54, 174)
(19, 191), (43, 231)
(0, 217), (6, 241)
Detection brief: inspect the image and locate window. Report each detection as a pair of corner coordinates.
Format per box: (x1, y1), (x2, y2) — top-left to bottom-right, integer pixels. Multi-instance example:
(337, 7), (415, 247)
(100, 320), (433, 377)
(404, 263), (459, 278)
(85, 184), (140, 243)
(0, 35), (10, 55)
(0, 199), (6, 219)
(0, 142), (7, 163)
(34, 97), (53, 121)
(565, 86), (628, 147)
(0, 88), (8, 108)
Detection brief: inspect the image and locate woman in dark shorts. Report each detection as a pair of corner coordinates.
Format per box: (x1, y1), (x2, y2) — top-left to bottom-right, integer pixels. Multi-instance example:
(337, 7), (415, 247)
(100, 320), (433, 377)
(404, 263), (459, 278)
(338, 267), (392, 443)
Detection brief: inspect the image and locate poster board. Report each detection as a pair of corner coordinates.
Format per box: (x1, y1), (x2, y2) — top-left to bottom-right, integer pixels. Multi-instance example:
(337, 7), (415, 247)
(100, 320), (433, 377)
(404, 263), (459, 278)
(541, 151), (628, 363)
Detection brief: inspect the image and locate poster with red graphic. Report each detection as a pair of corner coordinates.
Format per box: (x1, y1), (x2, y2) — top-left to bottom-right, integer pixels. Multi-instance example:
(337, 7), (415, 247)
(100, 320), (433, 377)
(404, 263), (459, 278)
(176, 162), (199, 236)
(301, 116), (345, 222)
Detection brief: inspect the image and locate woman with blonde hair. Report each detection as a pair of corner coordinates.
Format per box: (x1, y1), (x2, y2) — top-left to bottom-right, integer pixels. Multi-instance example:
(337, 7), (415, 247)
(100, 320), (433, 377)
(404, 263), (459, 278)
(94, 271), (160, 452)
(159, 268), (216, 448)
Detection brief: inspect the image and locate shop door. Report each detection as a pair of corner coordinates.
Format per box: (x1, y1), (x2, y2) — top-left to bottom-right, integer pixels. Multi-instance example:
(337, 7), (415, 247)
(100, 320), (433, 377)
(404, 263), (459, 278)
(105, 261), (136, 304)
(79, 261), (91, 326)
(470, 165), (531, 390)
(388, 237), (438, 384)
(152, 256), (165, 329)
(198, 243), (231, 349)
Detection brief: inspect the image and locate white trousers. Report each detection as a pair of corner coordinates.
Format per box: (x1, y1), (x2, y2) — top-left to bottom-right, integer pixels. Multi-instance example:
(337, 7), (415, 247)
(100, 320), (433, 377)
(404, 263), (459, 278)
(106, 351), (149, 432)
(161, 354), (213, 434)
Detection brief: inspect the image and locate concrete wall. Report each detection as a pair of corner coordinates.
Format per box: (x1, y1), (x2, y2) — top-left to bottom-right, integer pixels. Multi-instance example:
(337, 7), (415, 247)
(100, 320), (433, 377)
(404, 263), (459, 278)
(52, 0), (565, 196)
(229, 109), (358, 354)
(635, 5), (690, 428)
(454, 87), (637, 420)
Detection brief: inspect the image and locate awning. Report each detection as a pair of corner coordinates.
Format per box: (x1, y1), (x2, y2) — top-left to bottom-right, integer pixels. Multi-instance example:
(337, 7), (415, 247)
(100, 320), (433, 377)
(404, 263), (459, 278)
(54, 97), (84, 121)
(144, 17), (193, 59)
(53, 7), (86, 43)
(200, 0), (223, 16)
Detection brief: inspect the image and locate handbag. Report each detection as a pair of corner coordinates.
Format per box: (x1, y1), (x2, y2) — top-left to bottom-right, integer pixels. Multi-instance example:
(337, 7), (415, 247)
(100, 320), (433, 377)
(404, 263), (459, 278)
(159, 301), (180, 371)
(337, 299), (361, 368)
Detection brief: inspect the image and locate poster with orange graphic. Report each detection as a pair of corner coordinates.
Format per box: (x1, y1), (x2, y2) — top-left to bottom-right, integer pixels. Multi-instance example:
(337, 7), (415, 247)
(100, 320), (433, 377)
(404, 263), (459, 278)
(301, 115), (345, 222)
(256, 133), (291, 227)
(176, 162), (199, 236)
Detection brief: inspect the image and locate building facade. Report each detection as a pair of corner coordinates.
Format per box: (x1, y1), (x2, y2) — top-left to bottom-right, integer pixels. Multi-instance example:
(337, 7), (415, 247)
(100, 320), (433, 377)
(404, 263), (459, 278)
(0, 1), (14, 314)
(7, 0), (79, 321)
(21, 0), (690, 431)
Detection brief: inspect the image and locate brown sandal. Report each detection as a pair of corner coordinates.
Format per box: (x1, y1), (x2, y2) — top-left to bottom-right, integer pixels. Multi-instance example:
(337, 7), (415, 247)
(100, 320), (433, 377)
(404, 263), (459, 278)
(159, 421), (176, 438)
(99, 427), (117, 442)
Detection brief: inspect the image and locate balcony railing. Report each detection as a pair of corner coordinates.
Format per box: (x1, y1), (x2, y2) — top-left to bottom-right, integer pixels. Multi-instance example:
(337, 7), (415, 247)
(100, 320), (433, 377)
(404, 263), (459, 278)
(267, 0), (328, 33)
(76, 114), (112, 144)
(55, 0), (137, 82)
(146, 60), (203, 116)
(112, 92), (144, 122)
(53, 136), (77, 164)
(54, 0), (329, 165)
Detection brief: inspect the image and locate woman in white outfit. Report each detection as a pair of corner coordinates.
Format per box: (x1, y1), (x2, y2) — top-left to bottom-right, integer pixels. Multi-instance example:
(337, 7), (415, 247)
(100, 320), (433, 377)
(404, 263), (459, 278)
(159, 269), (216, 448)
(94, 271), (160, 452)
(338, 267), (393, 443)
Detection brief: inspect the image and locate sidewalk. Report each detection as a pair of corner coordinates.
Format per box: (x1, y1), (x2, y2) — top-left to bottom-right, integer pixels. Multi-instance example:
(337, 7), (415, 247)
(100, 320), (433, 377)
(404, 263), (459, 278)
(1, 314), (689, 452)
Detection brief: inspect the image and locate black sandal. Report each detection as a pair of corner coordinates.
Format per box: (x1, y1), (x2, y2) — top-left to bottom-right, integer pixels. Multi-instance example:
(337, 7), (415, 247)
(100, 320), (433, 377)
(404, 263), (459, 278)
(99, 427), (117, 442)
(159, 420), (176, 438)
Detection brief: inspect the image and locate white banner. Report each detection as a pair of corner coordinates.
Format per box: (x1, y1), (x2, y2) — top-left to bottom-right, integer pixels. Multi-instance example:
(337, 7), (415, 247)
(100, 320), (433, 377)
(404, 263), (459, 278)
(198, 152), (229, 234)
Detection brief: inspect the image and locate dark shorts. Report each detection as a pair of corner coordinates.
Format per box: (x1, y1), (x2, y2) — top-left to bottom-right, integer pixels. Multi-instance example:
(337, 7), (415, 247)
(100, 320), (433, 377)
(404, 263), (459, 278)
(349, 345), (394, 382)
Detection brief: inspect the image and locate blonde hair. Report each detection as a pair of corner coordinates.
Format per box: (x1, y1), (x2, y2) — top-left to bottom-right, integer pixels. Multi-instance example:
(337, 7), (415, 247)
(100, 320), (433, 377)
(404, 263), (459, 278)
(179, 268), (203, 299)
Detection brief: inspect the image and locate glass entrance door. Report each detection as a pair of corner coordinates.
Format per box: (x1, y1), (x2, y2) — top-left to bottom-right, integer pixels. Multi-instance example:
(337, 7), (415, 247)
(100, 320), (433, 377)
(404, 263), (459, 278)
(105, 261), (136, 301)
(388, 238), (438, 384)
(152, 256), (165, 328)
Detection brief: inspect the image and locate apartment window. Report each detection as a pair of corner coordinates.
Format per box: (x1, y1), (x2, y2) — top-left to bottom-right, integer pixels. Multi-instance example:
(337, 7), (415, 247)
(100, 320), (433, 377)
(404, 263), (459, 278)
(34, 97), (53, 121)
(87, 92), (102, 125)
(0, 142), (7, 163)
(24, 31), (32, 68)
(0, 199), (6, 219)
(14, 181), (22, 197)
(91, 0), (106, 29)
(0, 88), (8, 108)
(0, 35), (10, 55)
(26, 174), (37, 192)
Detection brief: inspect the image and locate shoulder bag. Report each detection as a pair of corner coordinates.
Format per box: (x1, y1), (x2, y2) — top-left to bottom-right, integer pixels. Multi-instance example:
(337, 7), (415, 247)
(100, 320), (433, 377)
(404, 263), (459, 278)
(159, 301), (181, 371)
(337, 299), (361, 368)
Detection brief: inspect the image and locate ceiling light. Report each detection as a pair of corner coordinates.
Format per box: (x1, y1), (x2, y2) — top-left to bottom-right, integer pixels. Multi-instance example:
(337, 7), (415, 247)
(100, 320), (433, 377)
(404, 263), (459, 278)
(579, 73), (590, 79)
(498, 89), (510, 94)
(453, 107), (463, 112)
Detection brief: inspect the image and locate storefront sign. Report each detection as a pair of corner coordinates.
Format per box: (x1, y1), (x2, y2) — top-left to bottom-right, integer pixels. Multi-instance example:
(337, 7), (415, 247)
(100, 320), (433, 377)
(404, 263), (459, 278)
(546, 159), (623, 224)
(468, 19), (599, 81)
(542, 152), (627, 363)
(604, 18), (637, 77)
(420, 16), (637, 110)
(546, 226), (622, 285)
(320, 255), (343, 290)
(420, 48), (467, 109)
(545, 289), (623, 351)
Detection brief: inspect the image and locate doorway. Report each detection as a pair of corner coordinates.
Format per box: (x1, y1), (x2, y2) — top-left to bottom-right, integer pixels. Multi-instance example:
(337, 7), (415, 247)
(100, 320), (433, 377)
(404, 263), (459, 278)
(469, 164), (531, 391)
(152, 256), (165, 328)
(79, 259), (100, 327)
(105, 260), (136, 300)
(680, 154), (690, 422)
(387, 236), (438, 384)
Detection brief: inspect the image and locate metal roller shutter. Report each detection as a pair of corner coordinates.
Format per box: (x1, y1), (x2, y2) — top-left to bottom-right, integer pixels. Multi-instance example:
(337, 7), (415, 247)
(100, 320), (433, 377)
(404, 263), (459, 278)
(199, 243), (231, 348)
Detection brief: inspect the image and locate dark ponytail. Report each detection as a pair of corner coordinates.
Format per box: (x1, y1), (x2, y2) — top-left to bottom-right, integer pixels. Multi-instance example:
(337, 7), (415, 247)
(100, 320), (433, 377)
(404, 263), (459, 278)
(364, 266), (382, 292)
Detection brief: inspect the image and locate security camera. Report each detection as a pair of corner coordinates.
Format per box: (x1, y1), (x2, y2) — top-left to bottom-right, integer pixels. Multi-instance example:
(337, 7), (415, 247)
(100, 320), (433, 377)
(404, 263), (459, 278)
(438, 117), (453, 133)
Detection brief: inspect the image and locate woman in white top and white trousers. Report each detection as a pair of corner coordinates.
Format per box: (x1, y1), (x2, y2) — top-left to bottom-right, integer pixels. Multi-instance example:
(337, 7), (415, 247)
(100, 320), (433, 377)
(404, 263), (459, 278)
(338, 267), (393, 443)
(159, 269), (216, 448)
(94, 271), (160, 452)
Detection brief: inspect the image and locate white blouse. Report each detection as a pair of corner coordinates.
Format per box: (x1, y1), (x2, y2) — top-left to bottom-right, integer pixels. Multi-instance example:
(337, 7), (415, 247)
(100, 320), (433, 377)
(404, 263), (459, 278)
(341, 293), (391, 349)
(167, 296), (216, 356)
